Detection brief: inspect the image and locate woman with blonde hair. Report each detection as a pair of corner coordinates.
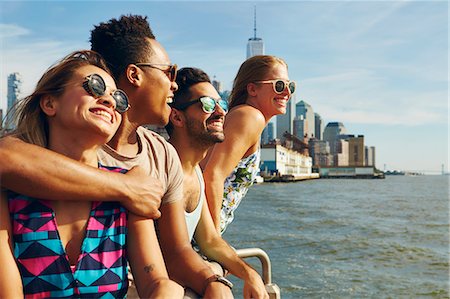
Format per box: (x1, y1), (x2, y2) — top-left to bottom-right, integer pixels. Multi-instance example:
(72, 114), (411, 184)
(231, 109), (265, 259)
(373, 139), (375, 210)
(0, 50), (183, 298)
(202, 55), (296, 234)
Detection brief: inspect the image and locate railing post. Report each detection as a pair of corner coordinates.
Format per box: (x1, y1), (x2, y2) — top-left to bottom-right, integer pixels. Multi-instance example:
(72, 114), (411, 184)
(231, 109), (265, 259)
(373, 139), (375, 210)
(235, 248), (281, 299)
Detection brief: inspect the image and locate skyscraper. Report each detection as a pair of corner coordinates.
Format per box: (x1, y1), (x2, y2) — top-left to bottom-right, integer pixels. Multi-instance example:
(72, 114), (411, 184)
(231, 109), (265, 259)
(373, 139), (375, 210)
(6, 72), (22, 130)
(246, 6), (264, 59)
(276, 94), (296, 140)
(247, 6), (273, 143)
(314, 113), (324, 140)
(294, 100), (315, 139)
(261, 122), (275, 144)
(323, 122), (347, 158)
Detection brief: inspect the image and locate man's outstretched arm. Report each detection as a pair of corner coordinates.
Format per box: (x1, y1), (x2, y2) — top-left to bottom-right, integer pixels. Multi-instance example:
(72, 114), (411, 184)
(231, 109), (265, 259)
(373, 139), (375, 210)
(0, 136), (162, 218)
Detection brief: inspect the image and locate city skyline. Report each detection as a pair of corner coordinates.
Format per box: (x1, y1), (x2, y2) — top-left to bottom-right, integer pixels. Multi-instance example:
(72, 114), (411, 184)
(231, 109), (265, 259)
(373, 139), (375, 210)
(0, 1), (447, 173)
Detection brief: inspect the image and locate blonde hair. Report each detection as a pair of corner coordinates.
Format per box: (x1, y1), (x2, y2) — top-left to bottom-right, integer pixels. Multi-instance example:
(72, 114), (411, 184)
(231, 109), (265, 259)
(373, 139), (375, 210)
(229, 55), (287, 109)
(5, 50), (111, 147)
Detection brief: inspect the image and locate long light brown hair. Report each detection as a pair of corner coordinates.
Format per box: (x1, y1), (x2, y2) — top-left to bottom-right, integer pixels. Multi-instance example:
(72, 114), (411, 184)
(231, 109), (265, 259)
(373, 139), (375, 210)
(5, 50), (111, 147)
(228, 55), (287, 109)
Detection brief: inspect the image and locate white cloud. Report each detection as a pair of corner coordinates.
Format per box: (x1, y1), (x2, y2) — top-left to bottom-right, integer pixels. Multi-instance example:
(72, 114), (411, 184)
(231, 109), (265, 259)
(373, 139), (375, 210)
(0, 23), (30, 39)
(299, 70), (447, 126)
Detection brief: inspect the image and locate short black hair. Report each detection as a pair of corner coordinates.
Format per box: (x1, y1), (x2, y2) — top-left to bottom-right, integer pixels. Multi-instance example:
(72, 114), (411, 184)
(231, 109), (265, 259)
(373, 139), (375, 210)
(166, 67), (211, 136)
(172, 67), (211, 107)
(90, 15), (155, 81)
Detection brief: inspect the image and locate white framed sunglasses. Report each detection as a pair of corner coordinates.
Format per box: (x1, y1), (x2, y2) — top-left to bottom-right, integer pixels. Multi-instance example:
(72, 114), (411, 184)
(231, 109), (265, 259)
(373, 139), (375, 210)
(254, 79), (296, 94)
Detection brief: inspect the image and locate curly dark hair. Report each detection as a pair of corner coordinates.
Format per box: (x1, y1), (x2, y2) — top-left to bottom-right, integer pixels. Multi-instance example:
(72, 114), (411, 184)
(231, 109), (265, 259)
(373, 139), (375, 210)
(90, 15), (156, 81)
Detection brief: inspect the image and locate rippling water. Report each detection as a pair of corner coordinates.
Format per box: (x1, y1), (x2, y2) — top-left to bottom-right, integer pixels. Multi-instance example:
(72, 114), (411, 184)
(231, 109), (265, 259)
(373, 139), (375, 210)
(224, 175), (449, 298)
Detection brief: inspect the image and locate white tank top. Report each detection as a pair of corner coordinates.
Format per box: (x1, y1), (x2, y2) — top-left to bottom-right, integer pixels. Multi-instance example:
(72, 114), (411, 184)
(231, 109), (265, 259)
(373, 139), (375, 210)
(184, 166), (205, 241)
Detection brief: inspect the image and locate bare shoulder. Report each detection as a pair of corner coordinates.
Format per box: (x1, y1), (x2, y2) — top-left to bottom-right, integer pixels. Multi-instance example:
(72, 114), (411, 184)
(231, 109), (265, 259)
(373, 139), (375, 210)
(225, 105), (266, 131)
(0, 135), (24, 147)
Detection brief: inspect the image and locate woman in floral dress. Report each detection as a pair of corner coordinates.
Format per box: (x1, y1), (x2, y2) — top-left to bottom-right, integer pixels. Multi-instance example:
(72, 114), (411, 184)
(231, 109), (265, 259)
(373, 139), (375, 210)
(202, 55), (296, 234)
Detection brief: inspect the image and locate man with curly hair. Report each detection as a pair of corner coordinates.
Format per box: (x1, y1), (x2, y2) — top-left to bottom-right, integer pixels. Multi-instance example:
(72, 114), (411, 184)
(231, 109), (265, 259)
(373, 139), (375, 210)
(0, 15), (233, 297)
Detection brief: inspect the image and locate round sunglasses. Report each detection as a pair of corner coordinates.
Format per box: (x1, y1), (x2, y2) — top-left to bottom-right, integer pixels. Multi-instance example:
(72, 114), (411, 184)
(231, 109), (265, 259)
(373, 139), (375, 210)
(173, 96), (229, 114)
(255, 79), (296, 94)
(83, 74), (130, 113)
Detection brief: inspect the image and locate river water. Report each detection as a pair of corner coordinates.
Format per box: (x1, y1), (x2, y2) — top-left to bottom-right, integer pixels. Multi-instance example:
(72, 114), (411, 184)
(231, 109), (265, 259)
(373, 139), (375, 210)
(224, 175), (449, 298)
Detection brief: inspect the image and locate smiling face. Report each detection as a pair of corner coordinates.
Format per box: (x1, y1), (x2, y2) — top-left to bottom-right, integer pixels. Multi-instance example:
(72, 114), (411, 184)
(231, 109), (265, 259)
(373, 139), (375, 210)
(254, 62), (292, 117)
(182, 82), (226, 146)
(46, 65), (122, 144)
(131, 39), (178, 126)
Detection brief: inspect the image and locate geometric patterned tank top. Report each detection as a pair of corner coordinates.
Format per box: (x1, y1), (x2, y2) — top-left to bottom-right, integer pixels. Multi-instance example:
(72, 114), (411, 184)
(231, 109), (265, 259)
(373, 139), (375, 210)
(220, 149), (260, 234)
(8, 165), (128, 298)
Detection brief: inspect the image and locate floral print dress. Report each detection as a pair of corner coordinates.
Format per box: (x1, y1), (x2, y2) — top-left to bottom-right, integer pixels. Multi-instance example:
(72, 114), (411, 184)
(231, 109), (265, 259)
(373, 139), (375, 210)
(220, 149), (261, 234)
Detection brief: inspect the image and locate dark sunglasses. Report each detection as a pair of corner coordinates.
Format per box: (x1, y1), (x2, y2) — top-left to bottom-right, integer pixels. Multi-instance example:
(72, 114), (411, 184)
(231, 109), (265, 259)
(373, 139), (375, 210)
(255, 79), (296, 94)
(135, 63), (178, 82)
(83, 74), (130, 113)
(173, 96), (229, 114)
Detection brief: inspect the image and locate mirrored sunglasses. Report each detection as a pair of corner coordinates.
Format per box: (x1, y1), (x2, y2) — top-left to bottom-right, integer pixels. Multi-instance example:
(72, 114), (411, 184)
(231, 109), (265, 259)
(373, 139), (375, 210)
(135, 63), (178, 82)
(173, 96), (229, 114)
(255, 79), (296, 94)
(83, 74), (130, 113)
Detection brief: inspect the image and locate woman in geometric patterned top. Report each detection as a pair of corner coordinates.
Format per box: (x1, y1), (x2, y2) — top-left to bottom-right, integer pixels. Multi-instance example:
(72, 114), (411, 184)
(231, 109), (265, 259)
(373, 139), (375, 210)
(202, 55), (296, 234)
(0, 50), (183, 298)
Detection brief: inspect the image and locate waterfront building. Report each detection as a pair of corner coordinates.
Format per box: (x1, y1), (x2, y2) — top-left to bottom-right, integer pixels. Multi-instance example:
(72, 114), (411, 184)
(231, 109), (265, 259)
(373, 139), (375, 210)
(314, 113), (323, 140)
(6, 72), (22, 130)
(335, 139), (349, 166)
(347, 135), (365, 166)
(276, 94), (296, 140)
(319, 166), (381, 178)
(260, 143), (313, 177)
(338, 134), (365, 166)
(295, 100), (315, 139)
(246, 7), (264, 58)
(308, 138), (333, 167)
(365, 146), (376, 167)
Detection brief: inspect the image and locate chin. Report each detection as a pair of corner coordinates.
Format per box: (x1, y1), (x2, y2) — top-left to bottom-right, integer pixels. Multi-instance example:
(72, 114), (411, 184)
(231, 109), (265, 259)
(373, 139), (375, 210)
(276, 108), (287, 115)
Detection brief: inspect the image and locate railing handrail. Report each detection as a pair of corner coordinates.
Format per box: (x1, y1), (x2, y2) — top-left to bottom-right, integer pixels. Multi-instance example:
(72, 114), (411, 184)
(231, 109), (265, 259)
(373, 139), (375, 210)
(235, 248), (272, 284)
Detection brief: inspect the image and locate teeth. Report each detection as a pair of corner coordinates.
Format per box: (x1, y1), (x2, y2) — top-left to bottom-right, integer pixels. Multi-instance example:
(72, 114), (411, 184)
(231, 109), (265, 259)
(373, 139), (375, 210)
(167, 98), (173, 104)
(93, 110), (112, 123)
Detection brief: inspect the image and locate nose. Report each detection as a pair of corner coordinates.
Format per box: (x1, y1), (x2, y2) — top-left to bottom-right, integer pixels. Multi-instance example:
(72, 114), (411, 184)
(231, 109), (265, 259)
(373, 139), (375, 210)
(284, 84), (292, 96)
(214, 102), (227, 116)
(98, 93), (116, 110)
(171, 80), (178, 92)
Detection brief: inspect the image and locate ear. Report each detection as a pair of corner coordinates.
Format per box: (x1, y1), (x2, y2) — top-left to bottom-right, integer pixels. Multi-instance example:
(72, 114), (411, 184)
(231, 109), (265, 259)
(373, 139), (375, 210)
(169, 108), (185, 128)
(125, 64), (143, 87)
(40, 95), (57, 116)
(247, 82), (258, 97)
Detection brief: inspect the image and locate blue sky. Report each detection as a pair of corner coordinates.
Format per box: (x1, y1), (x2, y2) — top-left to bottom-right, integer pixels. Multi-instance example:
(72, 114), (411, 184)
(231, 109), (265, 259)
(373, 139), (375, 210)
(0, 1), (448, 173)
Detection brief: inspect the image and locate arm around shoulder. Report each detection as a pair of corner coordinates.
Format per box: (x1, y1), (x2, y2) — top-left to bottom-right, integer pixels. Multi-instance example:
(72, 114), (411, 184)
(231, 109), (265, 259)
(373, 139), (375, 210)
(0, 136), (162, 218)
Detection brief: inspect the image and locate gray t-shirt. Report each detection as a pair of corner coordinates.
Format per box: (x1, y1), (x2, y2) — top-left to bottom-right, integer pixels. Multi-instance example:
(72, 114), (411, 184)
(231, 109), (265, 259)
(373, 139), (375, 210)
(98, 126), (183, 205)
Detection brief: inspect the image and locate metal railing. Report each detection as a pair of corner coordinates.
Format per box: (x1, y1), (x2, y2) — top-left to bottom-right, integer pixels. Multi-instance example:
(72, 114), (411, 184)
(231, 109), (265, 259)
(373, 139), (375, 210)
(236, 248), (280, 299)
